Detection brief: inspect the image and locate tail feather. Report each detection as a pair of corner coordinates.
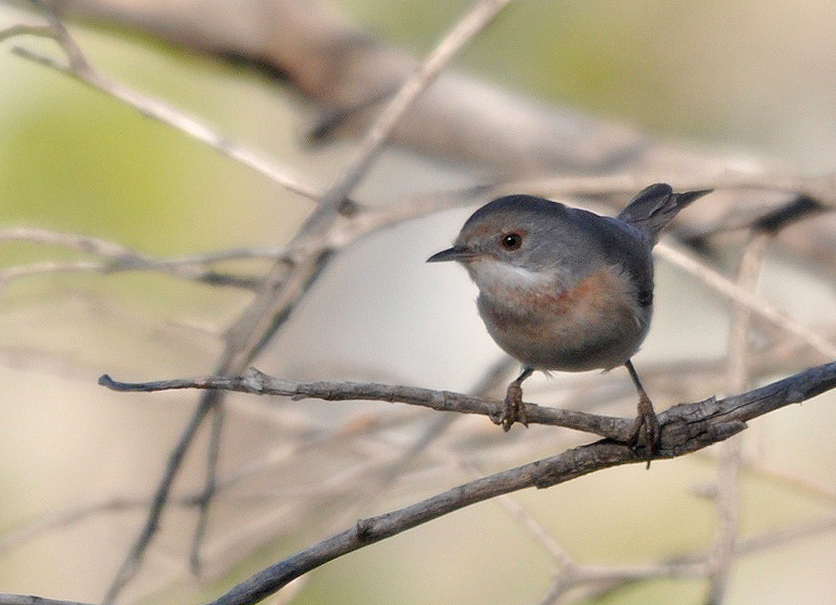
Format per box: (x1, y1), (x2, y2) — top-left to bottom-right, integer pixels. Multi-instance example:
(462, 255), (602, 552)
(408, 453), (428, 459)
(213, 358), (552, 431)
(617, 183), (712, 242)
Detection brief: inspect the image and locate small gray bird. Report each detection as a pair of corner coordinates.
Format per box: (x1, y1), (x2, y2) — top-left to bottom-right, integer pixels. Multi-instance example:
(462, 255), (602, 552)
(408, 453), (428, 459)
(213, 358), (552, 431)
(427, 183), (711, 455)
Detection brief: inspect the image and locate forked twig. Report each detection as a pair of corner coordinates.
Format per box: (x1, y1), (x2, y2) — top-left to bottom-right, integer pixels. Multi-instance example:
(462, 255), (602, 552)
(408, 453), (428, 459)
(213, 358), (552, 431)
(28, 0), (517, 597)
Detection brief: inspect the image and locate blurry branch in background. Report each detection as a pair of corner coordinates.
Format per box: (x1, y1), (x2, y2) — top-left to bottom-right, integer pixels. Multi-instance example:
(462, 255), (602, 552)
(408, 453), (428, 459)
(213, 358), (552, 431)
(3, 0), (523, 601)
(531, 514), (836, 604)
(0, 0), (797, 180)
(0, 11), (322, 198)
(4, 0), (836, 211)
(1, 0), (836, 604)
(8, 0), (646, 175)
(0, 227), (284, 290)
(95, 359), (836, 605)
(705, 229), (771, 602)
(655, 239), (836, 360)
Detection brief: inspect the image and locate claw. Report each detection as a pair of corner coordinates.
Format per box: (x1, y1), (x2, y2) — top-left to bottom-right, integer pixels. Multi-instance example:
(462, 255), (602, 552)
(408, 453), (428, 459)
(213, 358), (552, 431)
(500, 382), (528, 431)
(498, 366), (533, 431)
(623, 360), (661, 467)
(628, 393), (660, 468)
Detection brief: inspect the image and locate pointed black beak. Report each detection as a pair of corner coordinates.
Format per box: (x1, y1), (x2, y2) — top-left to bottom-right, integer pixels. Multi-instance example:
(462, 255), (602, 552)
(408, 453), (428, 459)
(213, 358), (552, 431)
(675, 188), (714, 207)
(427, 244), (474, 263)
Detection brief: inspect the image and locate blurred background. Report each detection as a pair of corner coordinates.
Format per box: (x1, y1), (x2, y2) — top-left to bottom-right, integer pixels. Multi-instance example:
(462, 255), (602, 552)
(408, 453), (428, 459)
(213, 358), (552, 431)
(1, 0), (836, 604)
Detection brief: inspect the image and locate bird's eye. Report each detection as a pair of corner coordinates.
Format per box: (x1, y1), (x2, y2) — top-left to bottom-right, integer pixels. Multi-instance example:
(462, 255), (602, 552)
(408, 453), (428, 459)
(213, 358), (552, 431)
(501, 232), (523, 251)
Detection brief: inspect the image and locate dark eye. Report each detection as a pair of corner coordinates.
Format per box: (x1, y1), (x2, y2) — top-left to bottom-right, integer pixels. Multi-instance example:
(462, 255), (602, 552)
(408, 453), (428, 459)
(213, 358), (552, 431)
(501, 232), (523, 251)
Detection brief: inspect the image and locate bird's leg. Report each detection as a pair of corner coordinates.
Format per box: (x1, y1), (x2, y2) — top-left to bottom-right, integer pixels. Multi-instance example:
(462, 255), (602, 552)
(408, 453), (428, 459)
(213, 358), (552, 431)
(624, 359), (660, 467)
(501, 366), (533, 431)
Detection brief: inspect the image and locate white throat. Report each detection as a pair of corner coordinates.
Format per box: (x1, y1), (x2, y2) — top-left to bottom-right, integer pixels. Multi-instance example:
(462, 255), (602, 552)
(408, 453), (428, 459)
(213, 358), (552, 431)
(467, 258), (557, 291)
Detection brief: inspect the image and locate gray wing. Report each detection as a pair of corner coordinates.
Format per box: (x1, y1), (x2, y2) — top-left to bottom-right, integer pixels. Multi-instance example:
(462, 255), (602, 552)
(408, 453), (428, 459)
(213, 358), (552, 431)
(561, 207), (655, 307)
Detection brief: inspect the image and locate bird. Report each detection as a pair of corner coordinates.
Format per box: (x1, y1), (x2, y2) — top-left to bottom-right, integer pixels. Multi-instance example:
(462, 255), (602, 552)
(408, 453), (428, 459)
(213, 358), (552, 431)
(427, 183), (712, 456)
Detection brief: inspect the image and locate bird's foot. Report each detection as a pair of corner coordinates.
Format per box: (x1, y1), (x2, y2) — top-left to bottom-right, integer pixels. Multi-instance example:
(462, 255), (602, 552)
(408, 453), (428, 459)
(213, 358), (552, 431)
(628, 394), (660, 468)
(500, 382), (528, 431)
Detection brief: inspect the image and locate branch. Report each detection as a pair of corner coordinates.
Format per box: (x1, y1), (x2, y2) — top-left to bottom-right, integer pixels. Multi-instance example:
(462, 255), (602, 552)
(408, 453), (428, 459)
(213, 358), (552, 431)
(705, 230), (769, 602)
(532, 512), (836, 604)
(71, 0), (521, 597)
(99, 360), (836, 441)
(0, 0), (756, 179)
(87, 360), (826, 605)
(0, 227), (282, 290)
(94, 361), (836, 605)
(1, 17), (321, 199)
(100, 368), (633, 441)
(0, 596), (94, 605)
(304, 0), (514, 227)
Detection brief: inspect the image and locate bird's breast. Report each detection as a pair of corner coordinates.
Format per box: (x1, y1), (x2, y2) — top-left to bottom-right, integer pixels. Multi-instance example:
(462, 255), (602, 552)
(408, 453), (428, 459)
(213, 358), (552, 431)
(474, 263), (651, 371)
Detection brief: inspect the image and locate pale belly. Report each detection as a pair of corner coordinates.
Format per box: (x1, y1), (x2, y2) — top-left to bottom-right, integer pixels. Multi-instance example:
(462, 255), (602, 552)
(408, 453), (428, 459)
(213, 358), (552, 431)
(475, 267), (651, 372)
(480, 301), (648, 371)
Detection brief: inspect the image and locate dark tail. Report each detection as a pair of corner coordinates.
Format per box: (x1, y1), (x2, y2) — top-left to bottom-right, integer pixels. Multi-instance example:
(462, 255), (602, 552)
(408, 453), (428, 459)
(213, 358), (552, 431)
(617, 183), (712, 243)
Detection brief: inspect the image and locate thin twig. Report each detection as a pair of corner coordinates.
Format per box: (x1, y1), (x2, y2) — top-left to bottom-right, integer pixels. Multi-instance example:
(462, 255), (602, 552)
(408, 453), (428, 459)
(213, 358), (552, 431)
(657, 239), (836, 359)
(569, 511), (836, 595)
(0, 257), (264, 291)
(494, 172), (836, 208)
(0, 227), (282, 261)
(355, 356), (517, 516)
(301, 0), (516, 232)
(0, 596), (95, 605)
(0, 23), (55, 43)
(2, 24), (321, 199)
(101, 389), (220, 603)
(100, 357), (836, 450)
(90, 0), (519, 596)
(190, 397), (225, 573)
(99, 369), (634, 440)
(0, 497), (145, 555)
(491, 487), (573, 566)
(0, 221), (284, 292)
(707, 231), (771, 603)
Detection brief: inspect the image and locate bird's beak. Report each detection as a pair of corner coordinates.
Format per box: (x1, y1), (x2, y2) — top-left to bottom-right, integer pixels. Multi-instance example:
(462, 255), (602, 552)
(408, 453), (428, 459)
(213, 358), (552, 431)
(676, 188), (714, 207)
(426, 244), (474, 263)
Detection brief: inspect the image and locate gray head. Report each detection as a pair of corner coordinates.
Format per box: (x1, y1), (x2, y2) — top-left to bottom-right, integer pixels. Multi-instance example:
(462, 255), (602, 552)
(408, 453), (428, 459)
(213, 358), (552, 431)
(427, 194), (637, 285)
